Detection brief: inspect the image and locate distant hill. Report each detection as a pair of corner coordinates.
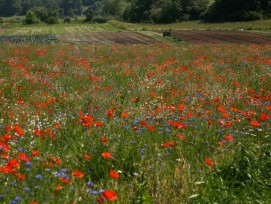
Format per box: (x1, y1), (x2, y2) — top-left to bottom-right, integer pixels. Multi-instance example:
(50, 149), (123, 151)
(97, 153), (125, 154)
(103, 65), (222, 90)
(0, 0), (270, 23)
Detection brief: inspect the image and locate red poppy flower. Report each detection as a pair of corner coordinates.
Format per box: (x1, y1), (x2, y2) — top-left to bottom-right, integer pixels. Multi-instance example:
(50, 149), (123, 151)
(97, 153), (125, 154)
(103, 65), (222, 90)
(95, 121), (103, 127)
(224, 135), (234, 141)
(18, 152), (30, 162)
(141, 120), (147, 127)
(205, 158), (214, 166)
(218, 119), (225, 126)
(169, 141), (175, 147)
(178, 104), (185, 111)
(80, 115), (94, 126)
(0, 142), (10, 152)
(106, 108), (115, 119)
(60, 176), (70, 184)
(148, 125), (155, 132)
(1, 154), (8, 159)
(84, 154), (92, 160)
(97, 196), (106, 204)
(17, 173), (26, 180)
(101, 136), (108, 144)
(133, 97), (138, 102)
(218, 141), (225, 146)
(110, 170), (119, 179)
(260, 113), (268, 121)
(73, 170), (84, 178)
(251, 121), (260, 127)
(121, 113), (129, 118)
(8, 159), (20, 168)
(32, 150), (39, 157)
(234, 117), (241, 122)
(102, 152), (113, 159)
(46, 128), (54, 138)
(13, 124), (24, 136)
(83, 121), (93, 127)
(3, 165), (13, 173)
(225, 121), (233, 128)
(2, 134), (13, 142)
(54, 122), (61, 128)
(179, 115), (185, 120)
(218, 106), (226, 112)
(222, 112), (230, 118)
(177, 134), (185, 139)
(102, 190), (118, 201)
(213, 97), (220, 104)
(55, 184), (62, 191)
(231, 107), (239, 113)
(4, 124), (11, 132)
(33, 129), (45, 136)
(51, 157), (61, 164)
(187, 112), (193, 118)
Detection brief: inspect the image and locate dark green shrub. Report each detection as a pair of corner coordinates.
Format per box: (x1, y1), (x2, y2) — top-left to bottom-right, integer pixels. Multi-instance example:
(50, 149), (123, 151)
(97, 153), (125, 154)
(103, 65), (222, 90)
(25, 10), (40, 24)
(92, 18), (108, 23)
(63, 17), (71, 23)
(47, 16), (58, 24)
(84, 7), (93, 22)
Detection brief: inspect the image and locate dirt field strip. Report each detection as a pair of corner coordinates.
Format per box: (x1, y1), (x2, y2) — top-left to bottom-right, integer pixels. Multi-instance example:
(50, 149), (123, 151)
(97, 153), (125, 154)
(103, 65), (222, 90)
(96, 32), (121, 44)
(58, 31), (160, 45)
(0, 28), (6, 34)
(156, 30), (271, 44)
(128, 32), (153, 44)
(3, 29), (269, 45)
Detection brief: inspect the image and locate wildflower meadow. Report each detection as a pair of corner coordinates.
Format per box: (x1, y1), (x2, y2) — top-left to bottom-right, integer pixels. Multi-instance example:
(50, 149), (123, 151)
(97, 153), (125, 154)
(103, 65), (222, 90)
(0, 42), (270, 203)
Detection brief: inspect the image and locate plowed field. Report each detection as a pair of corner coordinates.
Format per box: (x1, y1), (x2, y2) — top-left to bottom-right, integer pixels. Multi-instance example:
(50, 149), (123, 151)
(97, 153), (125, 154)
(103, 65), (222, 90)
(158, 30), (271, 44)
(58, 31), (159, 45)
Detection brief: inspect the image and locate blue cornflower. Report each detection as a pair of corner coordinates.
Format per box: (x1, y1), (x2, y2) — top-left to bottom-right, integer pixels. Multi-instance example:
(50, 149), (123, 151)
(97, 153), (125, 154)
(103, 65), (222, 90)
(86, 190), (98, 195)
(24, 187), (30, 192)
(15, 196), (22, 201)
(26, 162), (32, 166)
(87, 181), (94, 187)
(17, 148), (23, 152)
(35, 174), (43, 179)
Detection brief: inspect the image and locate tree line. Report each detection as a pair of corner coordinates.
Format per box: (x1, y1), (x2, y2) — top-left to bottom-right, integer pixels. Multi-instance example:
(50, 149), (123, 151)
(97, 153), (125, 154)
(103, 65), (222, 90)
(0, 0), (271, 23)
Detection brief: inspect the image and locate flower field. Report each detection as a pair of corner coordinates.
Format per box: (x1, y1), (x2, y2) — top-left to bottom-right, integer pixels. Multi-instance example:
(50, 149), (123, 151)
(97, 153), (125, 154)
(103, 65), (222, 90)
(0, 43), (270, 203)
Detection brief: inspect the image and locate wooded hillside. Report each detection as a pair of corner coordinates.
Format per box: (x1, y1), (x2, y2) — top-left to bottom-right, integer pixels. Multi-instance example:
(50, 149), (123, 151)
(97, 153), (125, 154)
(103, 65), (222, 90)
(0, 0), (270, 23)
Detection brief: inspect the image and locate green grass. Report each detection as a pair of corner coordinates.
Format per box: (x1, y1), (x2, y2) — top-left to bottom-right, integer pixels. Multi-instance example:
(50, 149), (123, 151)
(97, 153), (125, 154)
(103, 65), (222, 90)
(1, 18), (271, 37)
(0, 22), (121, 36)
(108, 19), (271, 32)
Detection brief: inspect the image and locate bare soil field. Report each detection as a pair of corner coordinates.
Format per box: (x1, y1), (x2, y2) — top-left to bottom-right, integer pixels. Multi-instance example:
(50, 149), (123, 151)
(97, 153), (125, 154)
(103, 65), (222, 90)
(158, 30), (271, 44)
(58, 31), (159, 45)
(0, 28), (5, 34)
